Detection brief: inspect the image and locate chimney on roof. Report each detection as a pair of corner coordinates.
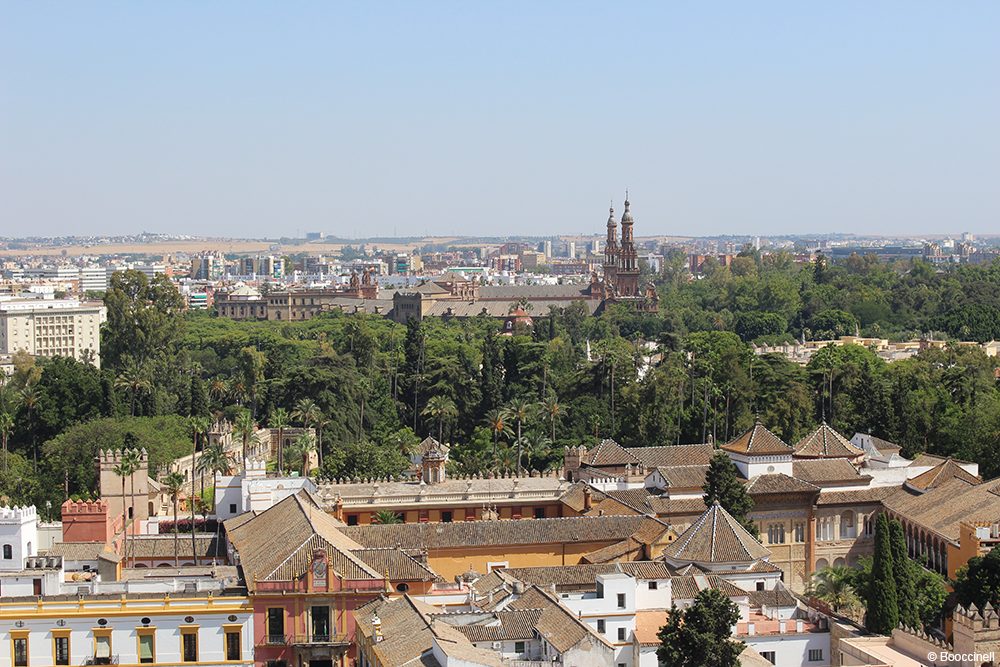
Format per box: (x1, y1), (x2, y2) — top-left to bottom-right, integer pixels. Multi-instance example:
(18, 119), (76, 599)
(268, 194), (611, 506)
(583, 486), (593, 512)
(372, 612), (383, 643)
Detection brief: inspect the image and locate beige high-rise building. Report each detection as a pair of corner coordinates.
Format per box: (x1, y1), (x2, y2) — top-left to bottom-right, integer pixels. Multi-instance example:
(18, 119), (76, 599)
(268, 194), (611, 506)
(0, 298), (106, 368)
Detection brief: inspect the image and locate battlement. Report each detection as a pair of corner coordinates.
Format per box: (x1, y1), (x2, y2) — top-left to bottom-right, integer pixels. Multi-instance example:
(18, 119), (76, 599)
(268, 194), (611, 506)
(316, 469), (563, 485)
(0, 505), (37, 522)
(97, 448), (149, 464)
(954, 603), (1000, 631)
(61, 499), (109, 515)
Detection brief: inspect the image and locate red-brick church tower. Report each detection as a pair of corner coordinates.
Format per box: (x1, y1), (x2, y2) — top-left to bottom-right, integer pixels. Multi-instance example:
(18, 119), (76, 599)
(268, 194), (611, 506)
(616, 193), (640, 297)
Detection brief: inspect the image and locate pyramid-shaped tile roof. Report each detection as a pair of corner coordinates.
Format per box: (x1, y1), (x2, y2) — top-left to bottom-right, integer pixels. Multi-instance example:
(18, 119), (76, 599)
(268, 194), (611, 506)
(793, 423), (865, 459)
(906, 458), (981, 492)
(721, 422), (793, 456)
(662, 502), (771, 566)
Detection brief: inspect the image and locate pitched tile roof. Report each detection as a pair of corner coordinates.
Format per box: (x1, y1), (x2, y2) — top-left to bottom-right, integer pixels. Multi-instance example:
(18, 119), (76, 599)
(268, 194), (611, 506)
(340, 515), (662, 550)
(792, 459), (869, 485)
(225, 491), (379, 591)
(814, 486), (896, 506)
(745, 473), (819, 496)
(453, 609), (541, 642)
(722, 422), (794, 456)
(582, 441), (715, 468)
(653, 465), (710, 489)
(663, 502), (771, 565)
(883, 477), (1000, 542)
(748, 581), (797, 609)
(351, 548), (441, 582)
(580, 538), (641, 563)
(905, 458), (981, 492)
(129, 534), (225, 559)
(507, 587), (611, 653)
(793, 423), (865, 459)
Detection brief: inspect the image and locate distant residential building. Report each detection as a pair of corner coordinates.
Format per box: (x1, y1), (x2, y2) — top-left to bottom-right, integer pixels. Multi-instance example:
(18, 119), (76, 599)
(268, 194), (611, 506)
(0, 297), (105, 367)
(78, 265), (108, 293)
(190, 252), (225, 280)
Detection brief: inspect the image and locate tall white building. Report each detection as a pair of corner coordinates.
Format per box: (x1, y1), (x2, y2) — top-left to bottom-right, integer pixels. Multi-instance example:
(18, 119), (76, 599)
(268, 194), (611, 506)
(78, 265), (108, 293)
(0, 298), (106, 368)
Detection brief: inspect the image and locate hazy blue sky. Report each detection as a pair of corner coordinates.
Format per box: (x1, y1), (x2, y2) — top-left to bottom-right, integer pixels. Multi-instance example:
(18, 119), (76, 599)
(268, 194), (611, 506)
(2, 2), (998, 238)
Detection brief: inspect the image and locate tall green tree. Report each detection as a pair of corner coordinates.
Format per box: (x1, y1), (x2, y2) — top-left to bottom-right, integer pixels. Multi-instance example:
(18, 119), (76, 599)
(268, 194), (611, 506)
(480, 331), (504, 413)
(955, 546), (1000, 611)
(103, 269), (185, 370)
(889, 519), (919, 628)
(269, 408), (289, 474)
(657, 589), (744, 667)
(422, 395), (458, 443)
(503, 398), (533, 473)
(161, 471), (185, 567)
(702, 451), (757, 537)
(867, 513), (899, 634)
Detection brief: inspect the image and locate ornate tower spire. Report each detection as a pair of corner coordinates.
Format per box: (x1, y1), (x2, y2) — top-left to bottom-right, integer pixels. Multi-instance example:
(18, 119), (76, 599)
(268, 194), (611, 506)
(603, 202), (619, 294)
(617, 191), (639, 296)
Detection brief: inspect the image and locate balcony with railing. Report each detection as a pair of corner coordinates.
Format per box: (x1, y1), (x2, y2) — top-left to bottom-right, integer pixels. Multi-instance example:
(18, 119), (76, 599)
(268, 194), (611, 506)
(290, 633), (350, 646)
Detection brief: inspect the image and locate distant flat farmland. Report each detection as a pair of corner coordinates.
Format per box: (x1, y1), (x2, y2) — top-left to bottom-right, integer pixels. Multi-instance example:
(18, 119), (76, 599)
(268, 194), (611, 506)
(0, 239), (429, 257)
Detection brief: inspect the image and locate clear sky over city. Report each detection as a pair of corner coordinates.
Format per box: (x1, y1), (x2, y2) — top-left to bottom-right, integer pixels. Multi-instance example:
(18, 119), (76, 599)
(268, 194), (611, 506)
(1, 2), (998, 239)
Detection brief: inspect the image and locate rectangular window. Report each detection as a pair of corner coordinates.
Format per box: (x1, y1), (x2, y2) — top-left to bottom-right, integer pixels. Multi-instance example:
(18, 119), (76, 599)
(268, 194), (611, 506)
(13, 638), (28, 667)
(346, 514), (359, 526)
(794, 523), (806, 542)
(95, 635), (111, 661)
(808, 649), (824, 661)
(617, 627), (626, 641)
(648, 581), (658, 590)
(55, 636), (70, 665)
(514, 641), (525, 654)
(267, 608), (285, 643)
(760, 651), (776, 665)
(533, 507), (545, 519)
(617, 593), (626, 608)
(441, 511), (453, 523)
(266, 662), (287, 667)
(225, 631), (241, 661)
(229, 503), (237, 514)
(597, 619), (605, 634)
(138, 633), (154, 664)
(182, 631), (198, 662)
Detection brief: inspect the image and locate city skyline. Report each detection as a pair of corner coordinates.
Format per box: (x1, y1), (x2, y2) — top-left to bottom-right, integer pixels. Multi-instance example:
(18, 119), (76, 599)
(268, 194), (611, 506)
(2, 2), (998, 238)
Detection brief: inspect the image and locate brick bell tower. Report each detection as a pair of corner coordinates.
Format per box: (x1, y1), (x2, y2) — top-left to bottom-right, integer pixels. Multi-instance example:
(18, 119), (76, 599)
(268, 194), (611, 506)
(616, 192), (640, 297)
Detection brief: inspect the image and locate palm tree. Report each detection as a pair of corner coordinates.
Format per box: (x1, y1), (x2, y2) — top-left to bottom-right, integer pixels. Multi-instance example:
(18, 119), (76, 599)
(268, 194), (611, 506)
(162, 472), (185, 567)
(484, 408), (512, 459)
(373, 510), (403, 525)
(494, 443), (516, 474)
(0, 411), (13, 473)
(19, 383), (40, 470)
(232, 410), (257, 469)
(291, 398), (322, 462)
(422, 396), (458, 443)
(313, 414), (330, 468)
(188, 415), (211, 562)
(121, 448), (142, 567)
(284, 433), (316, 476)
(503, 398), (533, 473)
(115, 361), (151, 417)
(521, 432), (553, 471)
(112, 455), (136, 565)
(269, 408), (289, 474)
(808, 565), (860, 613)
(198, 444), (232, 561)
(540, 395), (567, 442)
(209, 377), (229, 408)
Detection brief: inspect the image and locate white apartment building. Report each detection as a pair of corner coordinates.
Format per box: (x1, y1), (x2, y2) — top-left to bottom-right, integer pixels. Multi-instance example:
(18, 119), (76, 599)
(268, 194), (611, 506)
(0, 298), (106, 368)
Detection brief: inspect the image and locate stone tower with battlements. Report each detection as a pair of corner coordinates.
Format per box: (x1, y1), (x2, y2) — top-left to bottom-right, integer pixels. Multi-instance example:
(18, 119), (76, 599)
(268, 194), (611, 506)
(97, 448), (151, 531)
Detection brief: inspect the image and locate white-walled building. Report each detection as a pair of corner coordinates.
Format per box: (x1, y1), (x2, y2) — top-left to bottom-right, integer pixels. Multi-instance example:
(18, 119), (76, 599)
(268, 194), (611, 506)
(0, 298), (106, 367)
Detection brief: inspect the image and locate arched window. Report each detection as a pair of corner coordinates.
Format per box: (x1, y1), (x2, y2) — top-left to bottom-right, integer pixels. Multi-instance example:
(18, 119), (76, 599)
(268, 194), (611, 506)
(2, 544), (11, 559)
(815, 558), (829, 571)
(840, 511), (856, 539)
(26, 542), (32, 556)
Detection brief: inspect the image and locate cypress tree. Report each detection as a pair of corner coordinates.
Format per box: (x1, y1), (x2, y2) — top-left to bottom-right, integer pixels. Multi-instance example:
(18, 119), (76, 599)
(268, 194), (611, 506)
(889, 519), (919, 628)
(480, 331), (504, 414)
(703, 451), (757, 537)
(867, 513), (899, 634)
(189, 376), (209, 418)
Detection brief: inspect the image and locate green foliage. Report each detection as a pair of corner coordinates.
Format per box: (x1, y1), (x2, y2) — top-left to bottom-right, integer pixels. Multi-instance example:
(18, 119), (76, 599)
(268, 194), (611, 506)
(807, 566), (860, 613)
(914, 567), (947, 627)
(867, 513), (899, 634)
(954, 546), (1000, 611)
(889, 519), (919, 628)
(656, 589), (744, 667)
(702, 451), (757, 537)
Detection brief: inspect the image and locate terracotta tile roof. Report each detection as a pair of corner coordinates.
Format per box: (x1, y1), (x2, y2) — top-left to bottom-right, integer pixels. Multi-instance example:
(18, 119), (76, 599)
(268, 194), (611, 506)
(748, 581), (797, 609)
(722, 422), (793, 456)
(355, 596), (442, 667)
(883, 477), (1000, 542)
(581, 538), (641, 563)
(909, 453), (957, 468)
(792, 459), (868, 485)
(646, 496), (708, 517)
(793, 423), (865, 459)
(745, 473), (819, 496)
(489, 564), (618, 589)
(906, 458), (981, 492)
(225, 490), (378, 591)
(47, 542), (114, 561)
(605, 488), (664, 512)
(340, 515), (658, 550)
(740, 646), (778, 667)
(351, 548), (441, 582)
(470, 570), (509, 595)
(815, 486), (896, 506)
(617, 561), (674, 579)
(582, 440), (715, 468)
(507, 587), (610, 653)
(454, 609), (541, 642)
(663, 502), (771, 565)
(129, 534), (225, 559)
(654, 465), (710, 489)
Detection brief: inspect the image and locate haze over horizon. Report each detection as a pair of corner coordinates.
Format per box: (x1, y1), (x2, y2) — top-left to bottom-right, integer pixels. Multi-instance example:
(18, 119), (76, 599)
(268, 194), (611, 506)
(2, 2), (998, 239)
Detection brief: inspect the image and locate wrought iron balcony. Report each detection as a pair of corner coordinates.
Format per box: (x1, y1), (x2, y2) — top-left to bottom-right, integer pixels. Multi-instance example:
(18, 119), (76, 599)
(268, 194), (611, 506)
(290, 633), (350, 646)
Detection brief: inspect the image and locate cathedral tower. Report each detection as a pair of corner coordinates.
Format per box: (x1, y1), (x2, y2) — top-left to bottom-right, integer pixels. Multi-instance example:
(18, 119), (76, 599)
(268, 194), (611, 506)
(616, 193), (640, 297)
(603, 204), (619, 294)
